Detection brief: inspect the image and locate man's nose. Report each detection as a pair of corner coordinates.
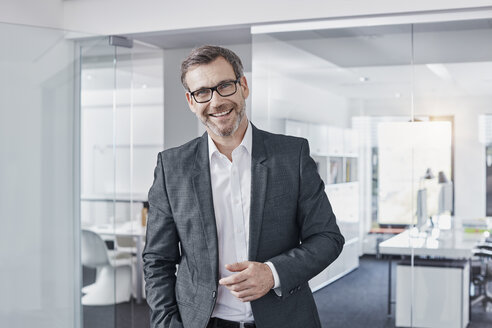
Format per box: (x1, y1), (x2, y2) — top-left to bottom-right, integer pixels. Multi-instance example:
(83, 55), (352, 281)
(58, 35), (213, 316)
(209, 89), (225, 105)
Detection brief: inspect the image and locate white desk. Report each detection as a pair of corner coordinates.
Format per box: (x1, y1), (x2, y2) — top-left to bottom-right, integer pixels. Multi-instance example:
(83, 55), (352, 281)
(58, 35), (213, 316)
(379, 227), (483, 259)
(86, 222), (146, 304)
(379, 223), (486, 328)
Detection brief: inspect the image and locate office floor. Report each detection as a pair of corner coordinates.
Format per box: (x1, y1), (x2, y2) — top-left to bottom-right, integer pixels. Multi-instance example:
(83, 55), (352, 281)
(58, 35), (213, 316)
(83, 256), (492, 328)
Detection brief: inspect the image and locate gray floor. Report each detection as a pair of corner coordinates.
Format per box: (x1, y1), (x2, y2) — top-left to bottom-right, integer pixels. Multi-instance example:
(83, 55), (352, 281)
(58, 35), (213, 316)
(83, 256), (492, 327)
(314, 256), (492, 328)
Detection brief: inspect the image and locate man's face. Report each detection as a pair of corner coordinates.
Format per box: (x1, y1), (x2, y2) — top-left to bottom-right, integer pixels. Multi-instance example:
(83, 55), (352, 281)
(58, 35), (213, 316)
(185, 57), (249, 138)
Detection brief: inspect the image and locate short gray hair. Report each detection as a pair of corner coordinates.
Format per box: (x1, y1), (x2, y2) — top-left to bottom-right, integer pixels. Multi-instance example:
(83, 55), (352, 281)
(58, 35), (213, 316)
(181, 45), (244, 90)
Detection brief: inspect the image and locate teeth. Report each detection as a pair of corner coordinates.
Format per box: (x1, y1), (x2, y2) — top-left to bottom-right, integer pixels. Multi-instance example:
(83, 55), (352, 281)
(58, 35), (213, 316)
(211, 109), (231, 117)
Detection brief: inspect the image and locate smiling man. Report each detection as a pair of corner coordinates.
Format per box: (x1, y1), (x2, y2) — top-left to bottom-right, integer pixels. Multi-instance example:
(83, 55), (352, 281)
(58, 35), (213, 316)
(143, 45), (345, 328)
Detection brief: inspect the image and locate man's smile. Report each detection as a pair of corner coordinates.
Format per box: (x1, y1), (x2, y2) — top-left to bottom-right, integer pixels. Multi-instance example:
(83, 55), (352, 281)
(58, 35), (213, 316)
(209, 108), (233, 118)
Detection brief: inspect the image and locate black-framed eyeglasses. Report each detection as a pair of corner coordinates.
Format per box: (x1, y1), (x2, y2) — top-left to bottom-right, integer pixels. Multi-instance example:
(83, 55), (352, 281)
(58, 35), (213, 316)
(189, 78), (241, 103)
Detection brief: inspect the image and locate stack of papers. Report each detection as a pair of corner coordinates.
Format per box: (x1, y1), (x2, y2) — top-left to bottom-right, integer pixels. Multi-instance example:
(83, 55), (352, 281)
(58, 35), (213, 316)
(462, 217), (492, 234)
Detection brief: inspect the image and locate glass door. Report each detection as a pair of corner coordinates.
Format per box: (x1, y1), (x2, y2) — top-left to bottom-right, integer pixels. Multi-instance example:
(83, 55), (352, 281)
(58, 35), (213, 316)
(79, 36), (163, 328)
(79, 36), (119, 328)
(111, 37), (163, 328)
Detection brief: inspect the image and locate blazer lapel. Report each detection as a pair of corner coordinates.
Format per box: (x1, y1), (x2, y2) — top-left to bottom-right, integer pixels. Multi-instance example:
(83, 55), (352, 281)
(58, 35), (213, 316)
(249, 125), (268, 261)
(191, 133), (219, 282)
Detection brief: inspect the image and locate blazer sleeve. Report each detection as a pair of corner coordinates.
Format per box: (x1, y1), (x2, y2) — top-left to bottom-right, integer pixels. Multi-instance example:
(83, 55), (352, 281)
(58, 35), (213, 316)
(143, 152), (184, 328)
(268, 139), (345, 299)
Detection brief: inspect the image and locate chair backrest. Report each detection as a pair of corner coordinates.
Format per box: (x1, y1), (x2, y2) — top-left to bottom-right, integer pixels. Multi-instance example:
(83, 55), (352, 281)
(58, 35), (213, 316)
(81, 229), (110, 268)
(115, 235), (136, 248)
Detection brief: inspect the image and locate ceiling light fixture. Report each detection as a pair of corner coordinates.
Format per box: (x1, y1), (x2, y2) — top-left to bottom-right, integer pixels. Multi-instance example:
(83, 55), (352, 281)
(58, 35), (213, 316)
(426, 64), (453, 82)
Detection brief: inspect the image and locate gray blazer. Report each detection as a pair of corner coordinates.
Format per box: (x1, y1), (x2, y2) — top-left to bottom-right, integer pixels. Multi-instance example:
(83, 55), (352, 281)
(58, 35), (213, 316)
(143, 124), (344, 328)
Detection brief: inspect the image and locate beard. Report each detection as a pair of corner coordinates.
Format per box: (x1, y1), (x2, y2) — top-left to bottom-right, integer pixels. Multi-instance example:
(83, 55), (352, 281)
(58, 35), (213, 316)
(201, 98), (246, 137)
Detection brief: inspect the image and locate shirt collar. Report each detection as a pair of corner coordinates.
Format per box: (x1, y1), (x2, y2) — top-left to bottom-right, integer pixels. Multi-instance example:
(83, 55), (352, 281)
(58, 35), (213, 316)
(208, 121), (252, 161)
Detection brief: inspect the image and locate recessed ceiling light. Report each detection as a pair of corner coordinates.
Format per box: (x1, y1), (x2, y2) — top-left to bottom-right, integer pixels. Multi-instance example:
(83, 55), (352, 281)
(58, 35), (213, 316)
(426, 64), (452, 81)
(395, 93), (401, 98)
(359, 77), (369, 82)
(141, 84), (148, 89)
(86, 74), (93, 80)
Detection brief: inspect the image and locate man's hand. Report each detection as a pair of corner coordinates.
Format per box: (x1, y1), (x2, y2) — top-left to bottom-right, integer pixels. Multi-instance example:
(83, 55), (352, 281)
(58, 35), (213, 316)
(218, 261), (274, 302)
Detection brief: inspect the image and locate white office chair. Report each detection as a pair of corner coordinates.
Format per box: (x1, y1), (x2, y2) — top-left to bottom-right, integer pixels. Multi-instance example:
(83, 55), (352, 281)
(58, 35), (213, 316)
(81, 229), (132, 305)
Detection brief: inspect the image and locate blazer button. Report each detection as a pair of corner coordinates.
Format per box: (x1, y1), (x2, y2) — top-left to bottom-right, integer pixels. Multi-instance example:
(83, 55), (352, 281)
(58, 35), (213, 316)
(297, 286), (301, 291)
(289, 289), (294, 295)
(212, 291), (216, 298)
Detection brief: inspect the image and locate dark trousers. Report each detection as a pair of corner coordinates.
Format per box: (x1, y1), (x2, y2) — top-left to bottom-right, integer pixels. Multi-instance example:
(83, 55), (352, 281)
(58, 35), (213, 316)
(207, 317), (256, 328)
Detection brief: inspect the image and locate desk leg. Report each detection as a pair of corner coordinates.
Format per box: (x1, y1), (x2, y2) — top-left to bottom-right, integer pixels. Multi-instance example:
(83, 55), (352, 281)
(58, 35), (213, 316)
(469, 258), (472, 322)
(388, 255), (392, 317)
(135, 235), (143, 304)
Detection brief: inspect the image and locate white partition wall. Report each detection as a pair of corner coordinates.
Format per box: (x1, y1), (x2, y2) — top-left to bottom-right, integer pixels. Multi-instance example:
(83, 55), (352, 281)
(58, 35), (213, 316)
(0, 23), (80, 328)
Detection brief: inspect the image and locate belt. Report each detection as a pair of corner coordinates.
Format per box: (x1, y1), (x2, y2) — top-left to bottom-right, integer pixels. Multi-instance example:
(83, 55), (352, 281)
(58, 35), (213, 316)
(207, 317), (256, 328)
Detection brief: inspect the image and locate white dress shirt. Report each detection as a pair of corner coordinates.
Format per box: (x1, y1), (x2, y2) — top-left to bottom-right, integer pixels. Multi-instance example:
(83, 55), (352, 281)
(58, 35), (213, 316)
(208, 122), (279, 323)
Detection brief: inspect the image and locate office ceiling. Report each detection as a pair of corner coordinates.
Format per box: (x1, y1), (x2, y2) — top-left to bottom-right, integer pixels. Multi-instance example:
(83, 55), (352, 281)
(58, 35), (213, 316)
(252, 18), (492, 103)
(124, 26), (252, 49)
(83, 19), (492, 105)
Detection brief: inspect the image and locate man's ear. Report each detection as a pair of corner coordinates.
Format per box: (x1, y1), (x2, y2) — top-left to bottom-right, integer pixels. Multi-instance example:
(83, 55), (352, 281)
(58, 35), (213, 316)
(185, 92), (196, 113)
(240, 76), (250, 99)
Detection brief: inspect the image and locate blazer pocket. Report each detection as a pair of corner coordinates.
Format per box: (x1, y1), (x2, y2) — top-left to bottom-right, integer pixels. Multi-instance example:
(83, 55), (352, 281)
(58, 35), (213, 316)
(175, 277), (197, 306)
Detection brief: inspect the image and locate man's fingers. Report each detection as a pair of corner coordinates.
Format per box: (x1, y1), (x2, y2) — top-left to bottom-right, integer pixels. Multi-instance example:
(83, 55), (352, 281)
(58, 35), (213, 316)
(225, 261), (250, 272)
(224, 280), (251, 292)
(219, 272), (247, 286)
(230, 287), (256, 300)
(239, 295), (258, 302)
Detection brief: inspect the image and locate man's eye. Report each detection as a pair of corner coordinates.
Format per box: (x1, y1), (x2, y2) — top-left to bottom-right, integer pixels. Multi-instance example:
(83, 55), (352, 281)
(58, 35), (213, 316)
(218, 82), (234, 90)
(195, 89), (210, 97)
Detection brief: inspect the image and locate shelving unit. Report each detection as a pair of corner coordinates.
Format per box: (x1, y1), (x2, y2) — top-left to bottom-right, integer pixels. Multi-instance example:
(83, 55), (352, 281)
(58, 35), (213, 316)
(285, 120), (360, 291)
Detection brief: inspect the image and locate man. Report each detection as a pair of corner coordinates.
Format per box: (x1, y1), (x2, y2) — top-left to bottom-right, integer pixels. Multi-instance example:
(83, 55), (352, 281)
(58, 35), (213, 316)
(143, 45), (344, 328)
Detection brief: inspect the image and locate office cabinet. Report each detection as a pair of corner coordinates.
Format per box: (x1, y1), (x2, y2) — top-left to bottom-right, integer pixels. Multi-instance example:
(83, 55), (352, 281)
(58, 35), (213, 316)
(285, 120), (309, 139)
(309, 123), (329, 155)
(327, 126), (344, 155)
(396, 260), (469, 328)
(286, 120), (360, 291)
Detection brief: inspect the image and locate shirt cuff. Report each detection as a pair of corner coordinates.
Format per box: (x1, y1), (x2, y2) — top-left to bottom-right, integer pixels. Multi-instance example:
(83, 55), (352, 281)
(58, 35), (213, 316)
(265, 261), (282, 296)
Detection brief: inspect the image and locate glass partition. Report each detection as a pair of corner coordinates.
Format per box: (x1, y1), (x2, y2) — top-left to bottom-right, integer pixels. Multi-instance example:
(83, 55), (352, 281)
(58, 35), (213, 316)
(252, 17), (492, 327)
(252, 24), (414, 326)
(0, 22), (81, 328)
(411, 19), (492, 327)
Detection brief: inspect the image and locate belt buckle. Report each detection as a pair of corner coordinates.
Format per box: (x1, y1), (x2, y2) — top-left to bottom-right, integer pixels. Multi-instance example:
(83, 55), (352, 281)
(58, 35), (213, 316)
(239, 322), (245, 328)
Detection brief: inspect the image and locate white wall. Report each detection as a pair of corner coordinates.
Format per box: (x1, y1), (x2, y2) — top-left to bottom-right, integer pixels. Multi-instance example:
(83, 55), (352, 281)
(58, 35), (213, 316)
(0, 0), (63, 29)
(62, 0), (492, 35)
(357, 96), (490, 219)
(163, 48), (199, 149)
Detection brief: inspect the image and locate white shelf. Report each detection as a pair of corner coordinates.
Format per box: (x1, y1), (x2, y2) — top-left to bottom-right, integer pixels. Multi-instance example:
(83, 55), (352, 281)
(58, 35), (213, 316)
(286, 119), (361, 290)
(309, 237), (359, 292)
